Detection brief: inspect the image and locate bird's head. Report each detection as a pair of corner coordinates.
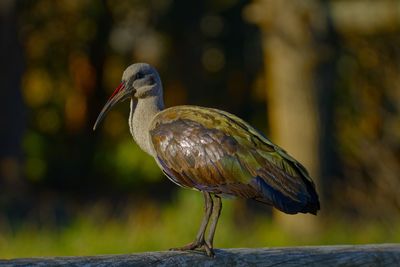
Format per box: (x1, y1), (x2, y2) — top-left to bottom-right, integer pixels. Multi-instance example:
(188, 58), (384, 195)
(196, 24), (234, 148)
(93, 63), (162, 130)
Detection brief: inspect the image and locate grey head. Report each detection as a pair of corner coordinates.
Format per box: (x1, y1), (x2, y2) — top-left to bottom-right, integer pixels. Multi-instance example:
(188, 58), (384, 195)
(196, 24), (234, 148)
(122, 63), (162, 99)
(93, 63), (162, 130)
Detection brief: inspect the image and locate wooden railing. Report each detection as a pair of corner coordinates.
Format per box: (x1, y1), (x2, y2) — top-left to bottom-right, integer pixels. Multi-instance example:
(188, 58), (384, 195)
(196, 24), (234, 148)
(1, 244), (399, 266)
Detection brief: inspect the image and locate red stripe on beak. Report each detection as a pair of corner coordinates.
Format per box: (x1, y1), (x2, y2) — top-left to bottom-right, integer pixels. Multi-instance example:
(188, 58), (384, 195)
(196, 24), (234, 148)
(108, 81), (125, 101)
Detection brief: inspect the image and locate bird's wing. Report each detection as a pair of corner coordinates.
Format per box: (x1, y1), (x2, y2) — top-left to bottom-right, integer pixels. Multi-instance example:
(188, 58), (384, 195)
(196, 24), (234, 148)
(149, 106), (319, 214)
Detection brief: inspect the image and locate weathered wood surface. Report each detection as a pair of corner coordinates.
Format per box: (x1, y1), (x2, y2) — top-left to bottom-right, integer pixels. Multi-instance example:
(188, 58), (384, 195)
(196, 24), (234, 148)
(0, 244), (399, 267)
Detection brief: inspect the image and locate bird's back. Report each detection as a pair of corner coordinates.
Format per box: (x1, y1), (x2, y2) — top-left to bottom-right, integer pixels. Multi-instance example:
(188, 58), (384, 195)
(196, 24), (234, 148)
(149, 105), (320, 215)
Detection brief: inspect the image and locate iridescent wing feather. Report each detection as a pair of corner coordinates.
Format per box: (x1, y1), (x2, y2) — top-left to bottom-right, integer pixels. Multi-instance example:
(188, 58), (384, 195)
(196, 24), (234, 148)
(149, 106), (320, 214)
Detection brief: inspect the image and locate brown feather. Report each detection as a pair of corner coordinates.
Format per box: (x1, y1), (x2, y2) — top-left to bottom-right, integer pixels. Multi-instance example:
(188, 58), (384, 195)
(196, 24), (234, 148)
(150, 106), (320, 214)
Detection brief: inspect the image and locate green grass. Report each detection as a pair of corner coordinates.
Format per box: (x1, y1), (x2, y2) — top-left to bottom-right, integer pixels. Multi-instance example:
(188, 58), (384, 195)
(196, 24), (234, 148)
(0, 190), (399, 258)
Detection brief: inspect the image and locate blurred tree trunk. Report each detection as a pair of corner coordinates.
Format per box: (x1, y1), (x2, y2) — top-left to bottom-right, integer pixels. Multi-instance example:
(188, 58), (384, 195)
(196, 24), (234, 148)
(329, 0), (400, 218)
(244, 0), (326, 234)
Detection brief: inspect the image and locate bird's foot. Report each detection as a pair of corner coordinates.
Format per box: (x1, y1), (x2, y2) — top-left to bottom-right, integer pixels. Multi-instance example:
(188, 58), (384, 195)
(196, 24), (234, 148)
(170, 240), (214, 257)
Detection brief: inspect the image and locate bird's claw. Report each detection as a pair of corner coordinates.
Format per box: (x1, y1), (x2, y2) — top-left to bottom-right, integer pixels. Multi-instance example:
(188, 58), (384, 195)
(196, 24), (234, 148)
(170, 240), (215, 257)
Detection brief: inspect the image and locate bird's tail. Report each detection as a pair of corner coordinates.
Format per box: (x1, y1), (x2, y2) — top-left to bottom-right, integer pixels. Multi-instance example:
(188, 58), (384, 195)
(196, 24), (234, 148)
(252, 176), (320, 215)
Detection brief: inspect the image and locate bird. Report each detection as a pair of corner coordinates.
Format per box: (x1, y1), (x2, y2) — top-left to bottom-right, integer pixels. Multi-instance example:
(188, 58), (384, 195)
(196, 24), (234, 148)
(93, 63), (320, 257)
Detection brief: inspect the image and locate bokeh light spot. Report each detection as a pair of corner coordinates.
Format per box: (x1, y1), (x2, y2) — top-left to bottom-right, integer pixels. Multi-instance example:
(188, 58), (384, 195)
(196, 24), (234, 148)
(69, 53), (96, 93)
(37, 109), (61, 134)
(133, 32), (164, 66)
(22, 131), (45, 157)
(65, 93), (87, 131)
(25, 33), (48, 60)
(200, 15), (224, 37)
(104, 110), (126, 138)
(25, 157), (46, 182)
(22, 69), (53, 107)
(103, 56), (125, 93)
(0, 158), (20, 183)
(115, 139), (161, 181)
(202, 47), (225, 72)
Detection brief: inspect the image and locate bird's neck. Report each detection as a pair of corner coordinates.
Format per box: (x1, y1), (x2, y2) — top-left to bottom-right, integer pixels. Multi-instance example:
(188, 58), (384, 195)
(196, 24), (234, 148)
(128, 94), (164, 156)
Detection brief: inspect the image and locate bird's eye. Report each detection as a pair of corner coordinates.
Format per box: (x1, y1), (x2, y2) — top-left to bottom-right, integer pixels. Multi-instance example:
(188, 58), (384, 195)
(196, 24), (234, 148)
(135, 72), (144, 80)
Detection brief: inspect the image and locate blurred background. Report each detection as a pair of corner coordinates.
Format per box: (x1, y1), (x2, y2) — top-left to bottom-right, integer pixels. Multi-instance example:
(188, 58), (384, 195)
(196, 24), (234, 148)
(1, 0), (400, 258)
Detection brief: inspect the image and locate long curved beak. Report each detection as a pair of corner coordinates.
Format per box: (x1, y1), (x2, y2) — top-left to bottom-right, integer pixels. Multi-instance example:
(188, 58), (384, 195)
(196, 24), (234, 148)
(93, 81), (130, 131)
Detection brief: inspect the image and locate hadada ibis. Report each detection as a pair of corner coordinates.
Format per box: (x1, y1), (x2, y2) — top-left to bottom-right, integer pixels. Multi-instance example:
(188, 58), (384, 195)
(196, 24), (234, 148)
(93, 63), (320, 257)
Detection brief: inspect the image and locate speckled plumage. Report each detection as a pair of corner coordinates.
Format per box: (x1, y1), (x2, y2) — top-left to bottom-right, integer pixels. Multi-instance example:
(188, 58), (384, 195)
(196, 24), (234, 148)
(149, 106), (319, 215)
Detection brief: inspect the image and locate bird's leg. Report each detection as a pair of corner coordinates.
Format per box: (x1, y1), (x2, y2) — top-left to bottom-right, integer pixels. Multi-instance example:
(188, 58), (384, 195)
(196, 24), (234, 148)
(170, 192), (214, 256)
(193, 192), (213, 244)
(205, 195), (222, 250)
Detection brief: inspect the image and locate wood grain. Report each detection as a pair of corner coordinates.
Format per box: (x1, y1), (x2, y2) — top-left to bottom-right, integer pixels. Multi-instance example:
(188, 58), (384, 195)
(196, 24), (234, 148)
(1, 244), (399, 267)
